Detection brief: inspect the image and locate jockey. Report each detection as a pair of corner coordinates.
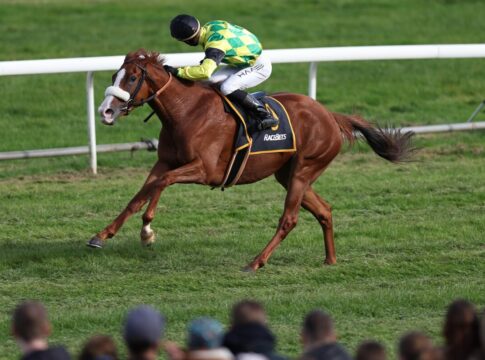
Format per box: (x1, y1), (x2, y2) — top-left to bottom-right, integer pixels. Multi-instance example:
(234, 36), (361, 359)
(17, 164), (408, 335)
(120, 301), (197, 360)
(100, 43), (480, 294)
(167, 14), (278, 130)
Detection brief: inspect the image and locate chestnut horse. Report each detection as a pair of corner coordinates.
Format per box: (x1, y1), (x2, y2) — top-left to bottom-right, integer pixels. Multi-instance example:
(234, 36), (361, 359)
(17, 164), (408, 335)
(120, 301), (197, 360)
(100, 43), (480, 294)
(90, 49), (413, 271)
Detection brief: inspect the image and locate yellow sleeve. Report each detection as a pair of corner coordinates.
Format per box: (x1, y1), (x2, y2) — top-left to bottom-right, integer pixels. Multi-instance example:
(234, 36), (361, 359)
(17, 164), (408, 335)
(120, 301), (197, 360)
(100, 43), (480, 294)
(177, 58), (218, 81)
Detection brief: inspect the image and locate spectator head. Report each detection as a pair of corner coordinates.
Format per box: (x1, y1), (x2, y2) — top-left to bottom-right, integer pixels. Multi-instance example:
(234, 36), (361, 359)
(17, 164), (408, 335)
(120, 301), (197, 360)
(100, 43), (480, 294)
(188, 317), (224, 350)
(79, 335), (118, 360)
(443, 299), (480, 358)
(12, 301), (51, 346)
(398, 332), (433, 360)
(222, 322), (276, 356)
(123, 306), (165, 360)
(230, 300), (267, 326)
(356, 340), (386, 360)
(301, 310), (336, 347)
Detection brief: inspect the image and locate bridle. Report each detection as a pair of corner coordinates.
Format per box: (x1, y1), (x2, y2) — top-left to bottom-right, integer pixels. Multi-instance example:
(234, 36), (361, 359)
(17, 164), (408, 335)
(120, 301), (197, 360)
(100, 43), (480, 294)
(106, 62), (173, 116)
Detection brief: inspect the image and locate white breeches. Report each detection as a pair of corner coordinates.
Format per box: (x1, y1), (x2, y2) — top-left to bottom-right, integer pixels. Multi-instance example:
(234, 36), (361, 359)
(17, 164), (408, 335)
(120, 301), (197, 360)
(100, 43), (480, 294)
(209, 53), (272, 95)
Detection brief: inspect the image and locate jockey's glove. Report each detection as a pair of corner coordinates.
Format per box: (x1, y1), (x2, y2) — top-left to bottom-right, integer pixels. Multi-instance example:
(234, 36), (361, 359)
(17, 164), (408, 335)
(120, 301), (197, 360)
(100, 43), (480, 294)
(164, 65), (179, 76)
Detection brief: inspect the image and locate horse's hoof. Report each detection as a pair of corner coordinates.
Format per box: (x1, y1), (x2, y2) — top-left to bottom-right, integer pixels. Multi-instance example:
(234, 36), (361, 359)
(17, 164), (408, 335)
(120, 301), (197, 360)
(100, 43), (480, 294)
(242, 260), (265, 273)
(323, 257), (337, 265)
(241, 265), (257, 273)
(87, 236), (104, 249)
(140, 227), (155, 247)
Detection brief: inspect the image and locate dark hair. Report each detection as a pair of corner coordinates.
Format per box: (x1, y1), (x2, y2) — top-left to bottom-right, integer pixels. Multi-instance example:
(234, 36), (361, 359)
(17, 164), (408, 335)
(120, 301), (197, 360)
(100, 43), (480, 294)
(398, 332), (433, 360)
(231, 300), (266, 326)
(443, 299), (480, 359)
(126, 340), (158, 356)
(12, 301), (50, 342)
(302, 309), (334, 342)
(222, 322), (276, 356)
(79, 335), (118, 360)
(356, 340), (386, 360)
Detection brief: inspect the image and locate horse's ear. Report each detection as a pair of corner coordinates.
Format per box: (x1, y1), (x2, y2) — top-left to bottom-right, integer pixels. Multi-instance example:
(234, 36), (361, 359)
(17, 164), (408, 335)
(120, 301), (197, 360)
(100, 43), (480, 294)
(124, 53), (133, 63)
(125, 48), (146, 62)
(156, 54), (166, 65)
(125, 50), (141, 63)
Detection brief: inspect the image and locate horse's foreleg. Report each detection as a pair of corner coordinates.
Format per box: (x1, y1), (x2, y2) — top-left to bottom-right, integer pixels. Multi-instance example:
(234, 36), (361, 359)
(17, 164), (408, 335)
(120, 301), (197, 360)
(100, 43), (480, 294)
(139, 160), (206, 246)
(245, 176), (308, 271)
(87, 161), (170, 248)
(301, 188), (336, 265)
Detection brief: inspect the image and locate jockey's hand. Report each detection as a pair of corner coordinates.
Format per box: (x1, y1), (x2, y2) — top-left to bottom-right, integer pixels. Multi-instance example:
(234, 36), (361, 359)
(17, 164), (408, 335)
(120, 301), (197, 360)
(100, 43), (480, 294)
(164, 65), (179, 76)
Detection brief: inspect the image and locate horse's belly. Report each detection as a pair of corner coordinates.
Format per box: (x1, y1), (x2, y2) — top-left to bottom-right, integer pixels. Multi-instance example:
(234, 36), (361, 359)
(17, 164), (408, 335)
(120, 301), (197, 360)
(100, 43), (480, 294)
(236, 152), (293, 184)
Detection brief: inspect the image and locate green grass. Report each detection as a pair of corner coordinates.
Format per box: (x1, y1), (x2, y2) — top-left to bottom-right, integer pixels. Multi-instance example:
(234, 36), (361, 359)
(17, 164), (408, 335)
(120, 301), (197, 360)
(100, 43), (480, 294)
(1, 134), (484, 359)
(1, 0), (485, 359)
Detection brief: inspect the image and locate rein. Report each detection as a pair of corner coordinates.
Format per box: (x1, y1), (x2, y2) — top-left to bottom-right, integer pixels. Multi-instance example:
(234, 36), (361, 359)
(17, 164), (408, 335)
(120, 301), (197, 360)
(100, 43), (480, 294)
(136, 70), (173, 123)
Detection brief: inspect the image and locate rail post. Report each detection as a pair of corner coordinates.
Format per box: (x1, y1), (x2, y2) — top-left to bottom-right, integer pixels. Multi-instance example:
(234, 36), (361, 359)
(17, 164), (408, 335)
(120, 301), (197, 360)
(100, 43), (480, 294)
(86, 71), (97, 174)
(308, 62), (317, 100)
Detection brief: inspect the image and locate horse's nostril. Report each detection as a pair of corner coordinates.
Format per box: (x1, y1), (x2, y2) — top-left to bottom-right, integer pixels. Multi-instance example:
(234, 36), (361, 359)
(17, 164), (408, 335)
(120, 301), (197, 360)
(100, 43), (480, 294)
(105, 108), (114, 116)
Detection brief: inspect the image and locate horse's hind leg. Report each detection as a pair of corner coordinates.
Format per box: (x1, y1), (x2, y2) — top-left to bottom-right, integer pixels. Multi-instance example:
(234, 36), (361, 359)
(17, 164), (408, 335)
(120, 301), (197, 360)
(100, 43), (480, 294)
(301, 188), (336, 265)
(245, 170), (308, 271)
(274, 167), (336, 265)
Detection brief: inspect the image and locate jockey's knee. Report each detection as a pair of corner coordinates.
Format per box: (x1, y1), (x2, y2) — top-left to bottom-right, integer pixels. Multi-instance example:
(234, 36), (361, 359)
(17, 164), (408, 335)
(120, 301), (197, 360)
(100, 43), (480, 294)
(220, 82), (242, 96)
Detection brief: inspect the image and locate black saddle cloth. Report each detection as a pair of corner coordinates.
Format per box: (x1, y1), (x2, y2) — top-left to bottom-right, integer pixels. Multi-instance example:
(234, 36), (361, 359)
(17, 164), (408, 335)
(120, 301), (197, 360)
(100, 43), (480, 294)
(218, 92), (296, 189)
(222, 91), (296, 154)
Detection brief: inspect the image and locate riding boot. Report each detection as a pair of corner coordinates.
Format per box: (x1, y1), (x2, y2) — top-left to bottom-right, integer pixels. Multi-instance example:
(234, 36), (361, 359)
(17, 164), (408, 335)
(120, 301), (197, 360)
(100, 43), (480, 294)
(229, 90), (278, 130)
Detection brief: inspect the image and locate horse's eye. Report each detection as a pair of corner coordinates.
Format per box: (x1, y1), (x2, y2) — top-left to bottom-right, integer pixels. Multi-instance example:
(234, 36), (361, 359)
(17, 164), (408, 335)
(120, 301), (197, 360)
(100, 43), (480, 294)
(130, 75), (137, 82)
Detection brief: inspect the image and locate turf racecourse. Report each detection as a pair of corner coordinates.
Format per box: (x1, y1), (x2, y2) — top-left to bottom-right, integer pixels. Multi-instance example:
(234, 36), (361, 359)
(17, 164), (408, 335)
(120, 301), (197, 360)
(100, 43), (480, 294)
(1, 0), (485, 358)
(1, 135), (484, 358)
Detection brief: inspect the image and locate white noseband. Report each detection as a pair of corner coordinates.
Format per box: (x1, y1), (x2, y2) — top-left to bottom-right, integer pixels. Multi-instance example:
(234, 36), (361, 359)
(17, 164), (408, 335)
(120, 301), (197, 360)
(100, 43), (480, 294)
(105, 86), (130, 102)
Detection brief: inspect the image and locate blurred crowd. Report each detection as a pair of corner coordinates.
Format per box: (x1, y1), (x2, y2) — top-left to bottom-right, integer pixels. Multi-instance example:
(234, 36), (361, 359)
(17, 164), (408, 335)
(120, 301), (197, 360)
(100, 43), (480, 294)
(10, 298), (484, 360)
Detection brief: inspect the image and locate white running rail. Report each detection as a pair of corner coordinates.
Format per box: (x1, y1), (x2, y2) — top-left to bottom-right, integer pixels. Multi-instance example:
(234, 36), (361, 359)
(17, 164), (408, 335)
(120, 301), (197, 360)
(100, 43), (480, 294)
(1, 44), (485, 173)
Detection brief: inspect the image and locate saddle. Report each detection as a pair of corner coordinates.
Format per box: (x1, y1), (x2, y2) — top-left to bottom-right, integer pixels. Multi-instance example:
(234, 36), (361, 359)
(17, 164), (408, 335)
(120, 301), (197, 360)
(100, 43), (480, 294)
(218, 91), (296, 189)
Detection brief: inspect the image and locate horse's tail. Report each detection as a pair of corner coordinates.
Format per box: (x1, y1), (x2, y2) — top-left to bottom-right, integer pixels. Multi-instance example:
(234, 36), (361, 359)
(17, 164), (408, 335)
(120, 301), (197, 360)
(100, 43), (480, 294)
(332, 112), (415, 163)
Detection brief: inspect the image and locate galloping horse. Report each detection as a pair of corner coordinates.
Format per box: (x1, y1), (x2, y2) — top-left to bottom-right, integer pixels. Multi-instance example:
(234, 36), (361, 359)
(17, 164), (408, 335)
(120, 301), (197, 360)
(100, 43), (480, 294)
(90, 49), (413, 271)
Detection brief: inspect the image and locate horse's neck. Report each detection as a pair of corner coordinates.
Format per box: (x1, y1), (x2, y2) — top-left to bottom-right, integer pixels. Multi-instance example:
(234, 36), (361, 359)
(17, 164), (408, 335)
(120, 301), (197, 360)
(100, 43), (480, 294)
(150, 73), (218, 129)
(148, 72), (214, 128)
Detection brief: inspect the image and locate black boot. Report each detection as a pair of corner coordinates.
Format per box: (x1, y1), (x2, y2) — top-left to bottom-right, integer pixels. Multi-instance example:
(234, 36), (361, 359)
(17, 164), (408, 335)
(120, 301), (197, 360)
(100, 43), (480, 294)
(229, 90), (278, 130)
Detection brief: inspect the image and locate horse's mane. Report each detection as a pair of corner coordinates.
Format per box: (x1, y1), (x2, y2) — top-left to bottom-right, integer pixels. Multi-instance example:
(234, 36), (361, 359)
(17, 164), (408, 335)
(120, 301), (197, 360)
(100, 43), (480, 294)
(123, 48), (211, 90)
(124, 48), (166, 67)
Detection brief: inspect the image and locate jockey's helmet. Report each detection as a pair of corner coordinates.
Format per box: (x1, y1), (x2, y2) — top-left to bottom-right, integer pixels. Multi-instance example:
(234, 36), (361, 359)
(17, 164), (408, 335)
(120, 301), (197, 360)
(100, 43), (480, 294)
(170, 14), (201, 45)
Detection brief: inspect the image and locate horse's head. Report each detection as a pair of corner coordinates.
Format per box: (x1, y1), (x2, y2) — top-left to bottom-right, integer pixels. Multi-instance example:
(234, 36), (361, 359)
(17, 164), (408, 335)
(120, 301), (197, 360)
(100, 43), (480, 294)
(98, 49), (167, 125)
